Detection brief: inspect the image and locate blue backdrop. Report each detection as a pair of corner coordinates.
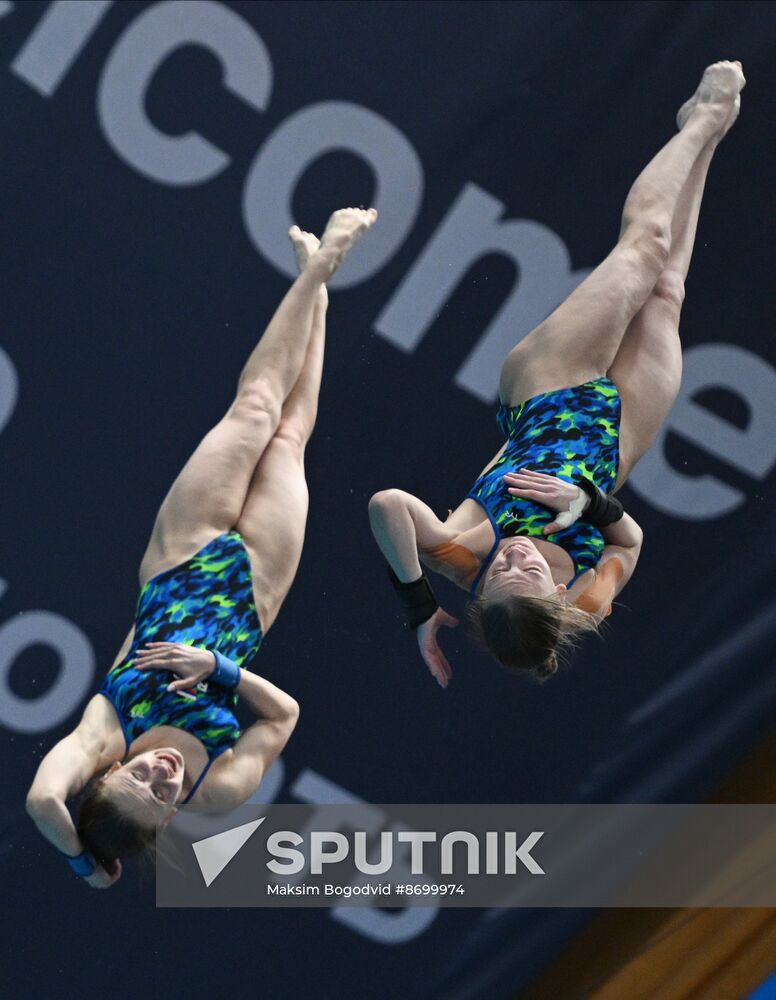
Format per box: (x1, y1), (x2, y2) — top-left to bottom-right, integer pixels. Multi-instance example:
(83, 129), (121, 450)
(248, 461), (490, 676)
(2, 2), (775, 998)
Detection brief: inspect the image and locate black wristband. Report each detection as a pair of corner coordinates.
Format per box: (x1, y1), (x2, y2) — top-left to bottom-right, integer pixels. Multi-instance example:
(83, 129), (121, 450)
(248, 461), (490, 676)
(387, 566), (439, 629)
(575, 478), (624, 526)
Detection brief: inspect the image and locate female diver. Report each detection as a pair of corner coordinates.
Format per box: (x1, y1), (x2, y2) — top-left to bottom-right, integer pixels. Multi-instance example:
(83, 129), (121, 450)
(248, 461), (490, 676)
(26, 207), (378, 887)
(369, 61), (745, 687)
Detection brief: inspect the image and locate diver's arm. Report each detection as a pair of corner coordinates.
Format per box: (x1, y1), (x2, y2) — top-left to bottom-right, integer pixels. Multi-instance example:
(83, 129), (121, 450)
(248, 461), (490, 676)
(600, 512), (643, 551)
(26, 770), (83, 856)
(27, 697), (124, 887)
(569, 514), (643, 618)
(25, 696), (109, 853)
(368, 489), (455, 582)
(369, 490), (462, 686)
(201, 672), (299, 810)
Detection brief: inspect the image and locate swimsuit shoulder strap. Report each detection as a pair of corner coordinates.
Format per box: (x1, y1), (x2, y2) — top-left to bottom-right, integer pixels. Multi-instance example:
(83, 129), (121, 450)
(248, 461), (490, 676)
(466, 499), (502, 597)
(181, 747), (229, 805)
(96, 690), (131, 759)
(469, 532), (501, 596)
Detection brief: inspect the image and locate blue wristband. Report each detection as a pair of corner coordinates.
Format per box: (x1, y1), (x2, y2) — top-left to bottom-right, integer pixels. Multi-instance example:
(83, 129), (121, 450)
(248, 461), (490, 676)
(61, 848), (97, 877)
(210, 650), (241, 690)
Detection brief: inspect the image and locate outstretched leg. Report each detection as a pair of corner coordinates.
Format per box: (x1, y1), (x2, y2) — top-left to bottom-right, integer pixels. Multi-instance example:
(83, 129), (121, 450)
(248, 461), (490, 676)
(236, 231), (329, 632)
(609, 130), (720, 486)
(498, 62), (744, 407)
(139, 209), (377, 584)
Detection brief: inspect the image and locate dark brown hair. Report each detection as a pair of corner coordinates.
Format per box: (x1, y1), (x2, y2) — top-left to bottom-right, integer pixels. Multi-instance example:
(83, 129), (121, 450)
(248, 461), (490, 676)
(77, 779), (157, 876)
(464, 593), (600, 681)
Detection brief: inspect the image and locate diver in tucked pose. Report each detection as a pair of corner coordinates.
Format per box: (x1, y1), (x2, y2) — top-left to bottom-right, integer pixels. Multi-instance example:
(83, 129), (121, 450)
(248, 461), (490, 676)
(26, 207), (378, 887)
(369, 62), (745, 686)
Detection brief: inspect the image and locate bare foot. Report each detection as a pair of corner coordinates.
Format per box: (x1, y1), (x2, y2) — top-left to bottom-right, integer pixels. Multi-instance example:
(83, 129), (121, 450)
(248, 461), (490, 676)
(677, 60), (746, 135)
(288, 225), (320, 273)
(309, 207), (378, 279)
(288, 225), (328, 306)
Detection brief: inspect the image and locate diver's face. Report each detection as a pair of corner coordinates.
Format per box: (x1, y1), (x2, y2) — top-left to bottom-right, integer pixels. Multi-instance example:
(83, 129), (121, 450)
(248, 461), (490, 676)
(103, 747), (185, 825)
(481, 539), (561, 600)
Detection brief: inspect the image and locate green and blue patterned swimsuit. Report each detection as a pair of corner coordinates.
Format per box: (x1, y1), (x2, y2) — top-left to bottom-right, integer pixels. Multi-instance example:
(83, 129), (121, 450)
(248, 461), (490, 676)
(100, 531), (263, 803)
(467, 378), (621, 594)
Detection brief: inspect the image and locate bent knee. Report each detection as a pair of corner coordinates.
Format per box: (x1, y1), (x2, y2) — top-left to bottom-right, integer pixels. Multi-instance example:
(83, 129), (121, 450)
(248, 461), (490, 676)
(231, 379), (283, 428)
